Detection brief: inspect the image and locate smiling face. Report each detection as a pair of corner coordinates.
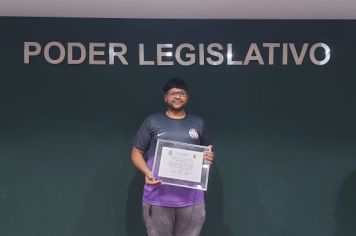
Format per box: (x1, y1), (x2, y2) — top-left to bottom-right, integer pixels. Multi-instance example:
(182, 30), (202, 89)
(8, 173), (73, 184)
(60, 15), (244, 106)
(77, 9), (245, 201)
(164, 88), (189, 112)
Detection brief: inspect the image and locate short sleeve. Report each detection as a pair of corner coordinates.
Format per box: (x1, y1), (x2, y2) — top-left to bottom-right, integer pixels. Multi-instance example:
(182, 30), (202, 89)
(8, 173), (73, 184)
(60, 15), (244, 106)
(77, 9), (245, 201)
(201, 120), (212, 146)
(132, 117), (152, 151)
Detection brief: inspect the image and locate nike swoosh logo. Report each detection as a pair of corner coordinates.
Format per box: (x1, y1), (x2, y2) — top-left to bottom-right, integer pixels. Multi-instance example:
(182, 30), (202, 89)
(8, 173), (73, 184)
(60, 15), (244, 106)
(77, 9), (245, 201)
(157, 132), (166, 137)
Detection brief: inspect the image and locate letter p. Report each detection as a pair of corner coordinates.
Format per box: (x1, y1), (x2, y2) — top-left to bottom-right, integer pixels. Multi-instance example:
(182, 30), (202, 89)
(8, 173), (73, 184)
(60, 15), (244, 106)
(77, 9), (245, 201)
(24, 42), (41, 64)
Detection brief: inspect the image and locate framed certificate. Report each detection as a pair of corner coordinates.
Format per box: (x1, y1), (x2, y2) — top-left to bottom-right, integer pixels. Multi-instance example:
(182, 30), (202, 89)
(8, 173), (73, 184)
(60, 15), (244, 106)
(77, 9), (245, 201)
(152, 139), (211, 191)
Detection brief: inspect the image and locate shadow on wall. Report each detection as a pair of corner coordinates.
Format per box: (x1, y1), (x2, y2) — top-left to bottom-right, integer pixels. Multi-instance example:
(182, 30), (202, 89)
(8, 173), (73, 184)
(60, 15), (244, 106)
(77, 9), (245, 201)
(125, 171), (146, 236)
(202, 162), (233, 236)
(125, 164), (232, 236)
(334, 168), (356, 236)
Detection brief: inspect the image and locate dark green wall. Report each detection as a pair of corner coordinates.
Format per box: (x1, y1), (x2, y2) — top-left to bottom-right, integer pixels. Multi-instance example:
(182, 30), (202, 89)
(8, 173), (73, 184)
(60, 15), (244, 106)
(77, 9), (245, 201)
(0, 18), (355, 236)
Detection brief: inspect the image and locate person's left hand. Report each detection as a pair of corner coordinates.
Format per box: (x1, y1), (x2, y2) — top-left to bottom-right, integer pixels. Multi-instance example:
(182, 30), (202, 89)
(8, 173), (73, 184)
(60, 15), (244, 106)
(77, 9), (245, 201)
(203, 145), (215, 165)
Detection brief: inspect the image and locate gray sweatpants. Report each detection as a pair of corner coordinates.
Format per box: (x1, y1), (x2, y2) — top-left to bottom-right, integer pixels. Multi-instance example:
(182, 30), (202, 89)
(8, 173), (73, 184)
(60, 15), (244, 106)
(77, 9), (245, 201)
(142, 202), (206, 236)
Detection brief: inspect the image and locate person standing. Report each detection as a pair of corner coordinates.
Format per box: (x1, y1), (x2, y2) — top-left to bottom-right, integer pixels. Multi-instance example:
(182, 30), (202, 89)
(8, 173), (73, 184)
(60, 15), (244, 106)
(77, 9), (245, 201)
(131, 78), (214, 236)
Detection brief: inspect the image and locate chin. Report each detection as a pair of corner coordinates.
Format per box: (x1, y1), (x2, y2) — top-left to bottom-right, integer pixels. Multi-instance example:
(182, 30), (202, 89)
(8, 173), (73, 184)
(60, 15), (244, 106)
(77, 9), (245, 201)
(169, 105), (185, 112)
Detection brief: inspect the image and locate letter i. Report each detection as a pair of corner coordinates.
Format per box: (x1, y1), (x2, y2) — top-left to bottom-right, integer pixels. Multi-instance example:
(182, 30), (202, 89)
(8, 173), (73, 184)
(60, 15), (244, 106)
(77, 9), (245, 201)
(282, 43), (288, 65)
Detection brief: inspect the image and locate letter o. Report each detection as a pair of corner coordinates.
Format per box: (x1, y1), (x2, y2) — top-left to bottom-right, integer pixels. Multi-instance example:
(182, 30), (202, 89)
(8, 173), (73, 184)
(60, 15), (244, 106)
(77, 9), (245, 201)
(309, 43), (331, 66)
(44, 42), (65, 64)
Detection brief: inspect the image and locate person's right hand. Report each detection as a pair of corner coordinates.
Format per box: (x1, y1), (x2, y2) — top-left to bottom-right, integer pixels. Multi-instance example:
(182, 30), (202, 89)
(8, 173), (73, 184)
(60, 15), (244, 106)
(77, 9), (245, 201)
(145, 171), (162, 185)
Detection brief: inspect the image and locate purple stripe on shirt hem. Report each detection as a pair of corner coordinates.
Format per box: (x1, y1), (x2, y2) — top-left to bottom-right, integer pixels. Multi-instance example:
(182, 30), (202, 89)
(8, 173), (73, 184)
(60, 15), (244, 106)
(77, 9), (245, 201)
(143, 198), (205, 208)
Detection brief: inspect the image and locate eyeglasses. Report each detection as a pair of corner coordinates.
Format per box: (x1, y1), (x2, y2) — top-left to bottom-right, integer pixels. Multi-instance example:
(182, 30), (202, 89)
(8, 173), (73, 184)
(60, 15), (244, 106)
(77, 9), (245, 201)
(166, 91), (188, 97)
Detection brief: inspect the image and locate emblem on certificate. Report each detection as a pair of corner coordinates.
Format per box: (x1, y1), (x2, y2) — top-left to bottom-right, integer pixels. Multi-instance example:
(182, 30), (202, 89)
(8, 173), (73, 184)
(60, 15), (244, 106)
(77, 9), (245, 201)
(152, 139), (211, 191)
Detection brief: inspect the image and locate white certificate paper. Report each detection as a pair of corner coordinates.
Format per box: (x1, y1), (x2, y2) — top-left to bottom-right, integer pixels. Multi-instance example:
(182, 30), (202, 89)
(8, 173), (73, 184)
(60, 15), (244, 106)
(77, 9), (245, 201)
(158, 147), (203, 182)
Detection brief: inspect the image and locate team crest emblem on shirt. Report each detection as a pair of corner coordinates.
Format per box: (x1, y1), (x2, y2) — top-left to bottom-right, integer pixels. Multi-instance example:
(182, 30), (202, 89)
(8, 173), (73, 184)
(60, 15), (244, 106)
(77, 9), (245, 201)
(188, 128), (199, 139)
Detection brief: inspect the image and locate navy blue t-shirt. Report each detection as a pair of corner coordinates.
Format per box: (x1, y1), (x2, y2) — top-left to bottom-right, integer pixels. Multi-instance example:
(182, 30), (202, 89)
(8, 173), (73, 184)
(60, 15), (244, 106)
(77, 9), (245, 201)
(133, 112), (211, 207)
